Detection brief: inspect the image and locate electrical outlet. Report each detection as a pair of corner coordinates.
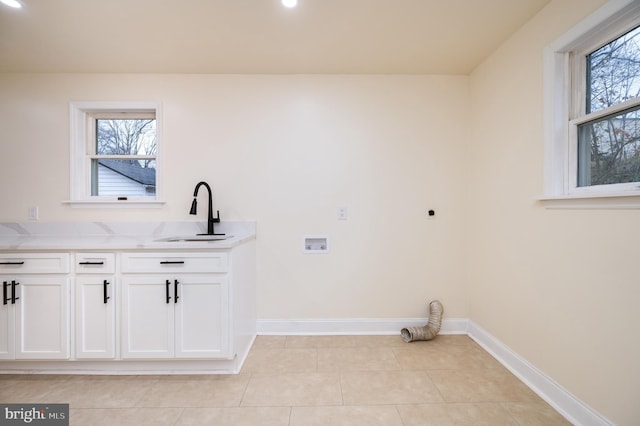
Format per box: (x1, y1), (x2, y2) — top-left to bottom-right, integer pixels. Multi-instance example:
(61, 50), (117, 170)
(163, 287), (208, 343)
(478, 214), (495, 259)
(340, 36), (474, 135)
(28, 206), (39, 221)
(337, 206), (348, 220)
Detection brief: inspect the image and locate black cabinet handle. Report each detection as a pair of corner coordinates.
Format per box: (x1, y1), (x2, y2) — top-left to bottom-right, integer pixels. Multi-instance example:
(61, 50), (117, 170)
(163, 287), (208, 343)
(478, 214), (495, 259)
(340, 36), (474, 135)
(2, 281), (19, 304)
(103, 280), (110, 304)
(79, 261), (105, 265)
(165, 280), (171, 304)
(174, 279), (179, 303)
(0, 261), (24, 265)
(160, 261), (185, 265)
(11, 280), (19, 304)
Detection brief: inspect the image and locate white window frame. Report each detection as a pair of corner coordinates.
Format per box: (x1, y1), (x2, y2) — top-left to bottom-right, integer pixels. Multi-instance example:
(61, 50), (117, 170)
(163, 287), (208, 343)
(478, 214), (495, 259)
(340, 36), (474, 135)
(542, 0), (640, 209)
(67, 101), (164, 208)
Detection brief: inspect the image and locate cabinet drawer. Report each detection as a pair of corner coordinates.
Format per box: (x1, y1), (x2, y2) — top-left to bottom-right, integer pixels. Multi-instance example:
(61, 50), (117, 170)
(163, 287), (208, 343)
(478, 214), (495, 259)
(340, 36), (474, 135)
(0, 253), (70, 274)
(75, 253), (116, 274)
(121, 252), (228, 273)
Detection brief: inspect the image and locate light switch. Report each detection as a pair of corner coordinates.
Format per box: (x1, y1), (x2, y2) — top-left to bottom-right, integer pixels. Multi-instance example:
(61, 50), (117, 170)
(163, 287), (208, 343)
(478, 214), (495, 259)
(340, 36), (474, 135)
(28, 206), (39, 221)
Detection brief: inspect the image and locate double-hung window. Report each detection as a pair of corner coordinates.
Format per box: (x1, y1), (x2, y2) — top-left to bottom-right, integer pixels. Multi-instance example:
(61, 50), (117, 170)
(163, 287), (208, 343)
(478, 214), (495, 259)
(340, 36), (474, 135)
(544, 0), (640, 207)
(573, 22), (640, 189)
(69, 102), (163, 207)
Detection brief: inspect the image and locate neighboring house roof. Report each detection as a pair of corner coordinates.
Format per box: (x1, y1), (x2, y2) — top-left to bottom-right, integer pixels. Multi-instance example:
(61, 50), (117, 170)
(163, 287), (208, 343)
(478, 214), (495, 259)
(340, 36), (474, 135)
(98, 159), (156, 186)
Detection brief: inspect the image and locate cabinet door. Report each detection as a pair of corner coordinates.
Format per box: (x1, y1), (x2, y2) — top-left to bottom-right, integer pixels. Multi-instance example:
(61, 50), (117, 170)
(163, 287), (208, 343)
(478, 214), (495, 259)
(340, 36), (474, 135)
(15, 277), (70, 359)
(174, 275), (229, 359)
(121, 276), (174, 359)
(0, 279), (15, 359)
(75, 276), (115, 359)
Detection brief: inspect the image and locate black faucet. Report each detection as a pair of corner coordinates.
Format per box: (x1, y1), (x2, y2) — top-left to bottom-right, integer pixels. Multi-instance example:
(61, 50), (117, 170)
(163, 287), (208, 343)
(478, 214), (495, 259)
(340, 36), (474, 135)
(189, 181), (224, 236)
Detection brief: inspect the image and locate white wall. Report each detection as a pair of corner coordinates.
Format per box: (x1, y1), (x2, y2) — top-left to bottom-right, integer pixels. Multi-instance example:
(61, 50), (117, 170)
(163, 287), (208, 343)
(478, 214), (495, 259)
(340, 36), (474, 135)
(0, 74), (469, 320)
(467, 0), (640, 424)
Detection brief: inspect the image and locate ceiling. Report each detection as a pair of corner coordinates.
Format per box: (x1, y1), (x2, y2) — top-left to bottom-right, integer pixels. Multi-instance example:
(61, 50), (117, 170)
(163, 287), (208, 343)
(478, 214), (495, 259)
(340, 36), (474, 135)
(0, 0), (550, 75)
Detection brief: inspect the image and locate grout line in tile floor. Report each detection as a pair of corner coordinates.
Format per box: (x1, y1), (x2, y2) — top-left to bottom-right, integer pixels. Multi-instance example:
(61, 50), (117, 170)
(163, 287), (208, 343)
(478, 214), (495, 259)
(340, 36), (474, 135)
(0, 335), (571, 425)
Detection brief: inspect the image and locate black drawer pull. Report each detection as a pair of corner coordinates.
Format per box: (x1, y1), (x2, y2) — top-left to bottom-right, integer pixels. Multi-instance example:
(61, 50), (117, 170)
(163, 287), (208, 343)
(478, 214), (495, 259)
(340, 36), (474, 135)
(103, 280), (110, 304)
(79, 261), (105, 265)
(160, 261), (185, 265)
(0, 261), (24, 265)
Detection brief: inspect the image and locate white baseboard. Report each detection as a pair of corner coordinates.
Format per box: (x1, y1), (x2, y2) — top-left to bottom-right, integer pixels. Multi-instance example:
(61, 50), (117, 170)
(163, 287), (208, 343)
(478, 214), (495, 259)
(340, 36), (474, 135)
(256, 317), (611, 426)
(256, 317), (468, 335)
(467, 321), (612, 426)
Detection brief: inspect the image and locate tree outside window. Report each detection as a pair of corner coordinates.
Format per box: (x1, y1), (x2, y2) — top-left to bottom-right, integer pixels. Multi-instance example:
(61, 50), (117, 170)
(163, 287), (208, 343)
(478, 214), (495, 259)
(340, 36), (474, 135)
(578, 25), (640, 187)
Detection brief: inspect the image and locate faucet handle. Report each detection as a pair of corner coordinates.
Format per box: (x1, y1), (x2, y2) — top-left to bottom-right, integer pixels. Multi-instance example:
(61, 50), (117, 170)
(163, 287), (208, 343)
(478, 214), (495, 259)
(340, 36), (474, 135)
(214, 210), (221, 223)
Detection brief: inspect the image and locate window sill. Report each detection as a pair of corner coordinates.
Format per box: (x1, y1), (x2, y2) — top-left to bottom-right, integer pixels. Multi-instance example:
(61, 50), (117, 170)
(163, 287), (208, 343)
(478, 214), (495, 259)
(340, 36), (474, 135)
(63, 200), (166, 209)
(538, 192), (640, 209)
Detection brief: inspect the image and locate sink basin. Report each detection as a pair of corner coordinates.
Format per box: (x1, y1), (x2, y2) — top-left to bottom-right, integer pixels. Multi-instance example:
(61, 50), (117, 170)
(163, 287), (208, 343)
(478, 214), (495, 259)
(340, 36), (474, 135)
(154, 235), (232, 242)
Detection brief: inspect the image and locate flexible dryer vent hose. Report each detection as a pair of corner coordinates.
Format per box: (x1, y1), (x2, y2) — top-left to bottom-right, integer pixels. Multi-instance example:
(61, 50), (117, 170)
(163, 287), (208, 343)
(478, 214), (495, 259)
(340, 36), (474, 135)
(401, 300), (444, 342)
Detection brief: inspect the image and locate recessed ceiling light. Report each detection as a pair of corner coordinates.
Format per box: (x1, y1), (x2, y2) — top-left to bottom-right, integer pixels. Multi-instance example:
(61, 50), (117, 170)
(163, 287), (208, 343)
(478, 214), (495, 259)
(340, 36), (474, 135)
(282, 0), (297, 8)
(0, 0), (22, 8)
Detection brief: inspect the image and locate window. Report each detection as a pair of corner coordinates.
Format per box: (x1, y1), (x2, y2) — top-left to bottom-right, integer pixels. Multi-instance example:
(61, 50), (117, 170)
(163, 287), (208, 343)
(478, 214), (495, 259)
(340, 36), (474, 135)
(574, 24), (640, 189)
(543, 0), (640, 208)
(69, 102), (163, 207)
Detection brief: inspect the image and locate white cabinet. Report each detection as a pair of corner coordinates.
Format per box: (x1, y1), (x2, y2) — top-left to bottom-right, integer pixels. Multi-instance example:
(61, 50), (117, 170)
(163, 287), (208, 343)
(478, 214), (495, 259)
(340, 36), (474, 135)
(174, 275), (228, 358)
(0, 253), (70, 360)
(74, 253), (116, 359)
(121, 252), (230, 359)
(0, 235), (256, 373)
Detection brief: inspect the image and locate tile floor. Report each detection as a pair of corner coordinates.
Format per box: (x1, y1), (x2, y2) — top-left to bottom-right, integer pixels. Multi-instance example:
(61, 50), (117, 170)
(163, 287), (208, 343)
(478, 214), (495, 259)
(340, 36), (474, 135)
(0, 335), (571, 425)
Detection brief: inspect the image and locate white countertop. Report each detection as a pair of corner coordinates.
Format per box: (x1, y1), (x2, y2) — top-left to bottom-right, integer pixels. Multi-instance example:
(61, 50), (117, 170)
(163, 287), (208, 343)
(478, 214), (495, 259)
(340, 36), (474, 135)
(0, 221), (256, 251)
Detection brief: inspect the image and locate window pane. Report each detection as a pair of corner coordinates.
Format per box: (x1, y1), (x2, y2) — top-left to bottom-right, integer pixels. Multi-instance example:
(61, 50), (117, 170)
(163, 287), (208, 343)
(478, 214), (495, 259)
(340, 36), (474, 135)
(587, 25), (640, 114)
(96, 119), (156, 156)
(91, 159), (156, 196)
(577, 105), (640, 186)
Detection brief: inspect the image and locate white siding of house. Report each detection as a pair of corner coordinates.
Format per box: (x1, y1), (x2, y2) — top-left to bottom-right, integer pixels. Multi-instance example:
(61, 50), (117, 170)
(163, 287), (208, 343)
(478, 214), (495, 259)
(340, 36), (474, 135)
(97, 164), (148, 196)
